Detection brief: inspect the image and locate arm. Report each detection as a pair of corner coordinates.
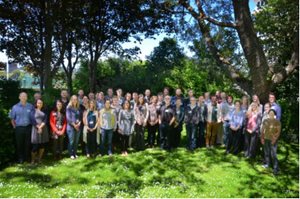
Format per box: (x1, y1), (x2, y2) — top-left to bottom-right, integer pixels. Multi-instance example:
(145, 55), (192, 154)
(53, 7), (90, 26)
(9, 107), (16, 128)
(253, 113), (262, 133)
(260, 120), (266, 144)
(49, 111), (58, 134)
(93, 111), (99, 131)
(61, 116), (67, 135)
(144, 104), (149, 126)
(272, 122), (281, 144)
(98, 110), (103, 128)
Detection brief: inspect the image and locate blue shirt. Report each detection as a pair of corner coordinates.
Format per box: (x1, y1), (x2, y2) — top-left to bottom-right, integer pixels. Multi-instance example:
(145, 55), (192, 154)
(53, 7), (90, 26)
(9, 102), (34, 126)
(271, 102), (281, 121)
(229, 110), (244, 129)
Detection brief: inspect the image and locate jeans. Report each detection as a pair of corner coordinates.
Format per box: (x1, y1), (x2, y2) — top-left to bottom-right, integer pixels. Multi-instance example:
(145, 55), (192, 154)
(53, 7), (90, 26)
(186, 123), (197, 150)
(264, 140), (279, 172)
(223, 121), (230, 146)
(67, 128), (81, 156)
(15, 125), (32, 162)
(100, 128), (113, 155)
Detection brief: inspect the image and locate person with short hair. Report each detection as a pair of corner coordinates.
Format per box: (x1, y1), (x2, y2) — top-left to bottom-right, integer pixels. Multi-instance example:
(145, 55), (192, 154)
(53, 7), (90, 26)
(10, 92), (34, 163)
(144, 89), (151, 104)
(173, 98), (185, 148)
(105, 88), (114, 103)
(159, 95), (175, 150)
(171, 88), (184, 106)
(118, 100), (135, 156)
(50, 99), (67, 160)
(197, 96), (207, 148)
(30, 99), (49, 164)
(261, 109), (281, 175)
(66, 95), (81, 159)
(268, 92), (282, 121)
(78, 89), (85, 105)
(147, 96), (159, 148)
(99, 99), (117, 156)
(116, 88), (124, 106)
(96, 92), (105, 111)
(60, 90), (69, 109)
(204, 92), (211, 105)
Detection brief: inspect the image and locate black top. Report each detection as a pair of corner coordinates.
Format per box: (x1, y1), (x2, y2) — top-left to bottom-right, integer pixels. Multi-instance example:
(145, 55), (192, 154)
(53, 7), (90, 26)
(159, 104), (175, 124)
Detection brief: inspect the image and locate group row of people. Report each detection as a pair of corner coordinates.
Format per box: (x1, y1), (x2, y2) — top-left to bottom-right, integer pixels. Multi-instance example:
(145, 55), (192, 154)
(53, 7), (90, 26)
(9, 87), (282, 174)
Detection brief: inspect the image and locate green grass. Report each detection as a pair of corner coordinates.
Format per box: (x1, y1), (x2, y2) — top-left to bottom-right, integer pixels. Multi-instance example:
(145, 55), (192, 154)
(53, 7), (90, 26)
(0, 142), (298, 198)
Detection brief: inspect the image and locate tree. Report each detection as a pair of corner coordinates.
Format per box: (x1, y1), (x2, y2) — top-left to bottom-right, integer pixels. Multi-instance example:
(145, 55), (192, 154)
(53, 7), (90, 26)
(177, 0), (298, 102)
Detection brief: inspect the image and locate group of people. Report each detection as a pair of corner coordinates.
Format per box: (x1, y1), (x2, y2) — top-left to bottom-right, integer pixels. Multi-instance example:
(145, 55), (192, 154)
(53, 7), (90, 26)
(9, 87), (282, 174)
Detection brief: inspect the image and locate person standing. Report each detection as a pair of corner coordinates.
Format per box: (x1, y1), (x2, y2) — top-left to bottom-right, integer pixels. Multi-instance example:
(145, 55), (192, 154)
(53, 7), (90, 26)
(144, 89), (151, 104)
(118, 100), (135, 156)
(96, 92), (105, 111)
(268, 92), (282, 121)
(83, 100), (98, 158)
(116, 89), (125, 106)
(226, 100), (244, 155)
(197, 96), (207, 148)
(159, 95), (175, 150)
(171, 88), (184, 107)
(30, 99), (49, 164)
(111, 96), (122, 150)
(219, 92), (230, 146)
(147, 96), (159, 148)
(50, 100), (67, 160)
(10, 92), (34, 163)
(78, 89), (85, 105)
(184, 96), (200, 151)
(105, 88), (114, 103)
(174, 98), (185, 148)
(99, 99), (117, 156)
(245, 102), (262, 158)
(205, 96), (221, 148)
(66, 95), (81, 159)
(134, 95), (149, 151)
(60, 90), (69, 109)
(261, 109), (281, 175)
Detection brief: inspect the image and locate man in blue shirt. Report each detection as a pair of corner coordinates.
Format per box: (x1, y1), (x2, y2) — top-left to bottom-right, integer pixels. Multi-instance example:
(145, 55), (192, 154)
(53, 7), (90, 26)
(10, 92), (34, 163)
(269, 92), (282, 121)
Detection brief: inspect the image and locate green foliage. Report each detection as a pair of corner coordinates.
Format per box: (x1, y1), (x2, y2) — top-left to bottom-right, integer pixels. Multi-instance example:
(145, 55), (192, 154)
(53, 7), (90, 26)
(0, 142), (298, 197)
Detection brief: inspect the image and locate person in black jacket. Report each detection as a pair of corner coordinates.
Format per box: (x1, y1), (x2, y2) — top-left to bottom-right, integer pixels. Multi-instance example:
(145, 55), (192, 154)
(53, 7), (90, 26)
(197, 96), (207, 148)
(184, 96), (200, 151)
(173, 98), (184, 148)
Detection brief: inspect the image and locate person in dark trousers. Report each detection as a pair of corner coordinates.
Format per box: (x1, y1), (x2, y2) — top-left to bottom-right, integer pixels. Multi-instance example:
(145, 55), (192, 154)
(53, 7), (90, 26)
(174, 98), (184, 148)
(147, 96), (159, 148)
(159, 95), (175, 150)
(261, 109), (281, 175)
(50, 100), (67, 160)
(197, 96), (207, 148)
(226, 100), (244, 155)
(10, 92), (34, 163)
(184, 96), (200, 151)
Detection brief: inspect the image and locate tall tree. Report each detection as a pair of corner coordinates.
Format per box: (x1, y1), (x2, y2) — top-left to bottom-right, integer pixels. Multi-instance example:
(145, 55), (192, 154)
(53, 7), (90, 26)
(177, 0), (298, 101)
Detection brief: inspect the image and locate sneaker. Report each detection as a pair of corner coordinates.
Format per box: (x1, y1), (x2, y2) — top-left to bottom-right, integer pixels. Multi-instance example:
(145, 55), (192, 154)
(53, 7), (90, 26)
(74, 155), (78, 159)
(86, 154), (90, 158)
(70, 155), (75, 159)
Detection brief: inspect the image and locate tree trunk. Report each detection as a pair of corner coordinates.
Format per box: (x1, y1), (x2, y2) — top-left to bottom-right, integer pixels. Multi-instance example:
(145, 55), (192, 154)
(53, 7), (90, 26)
(88, 60), (96, 93)
(232, 0), (270, 103)
(67, 70), (73, 95)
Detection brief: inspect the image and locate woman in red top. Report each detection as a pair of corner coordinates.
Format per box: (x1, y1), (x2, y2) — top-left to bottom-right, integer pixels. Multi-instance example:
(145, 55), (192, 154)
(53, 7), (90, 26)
(50, 99), (67, 159)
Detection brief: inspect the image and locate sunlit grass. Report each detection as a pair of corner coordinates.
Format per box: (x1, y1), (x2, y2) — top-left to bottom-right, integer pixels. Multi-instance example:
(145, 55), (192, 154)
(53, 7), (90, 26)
(0, 141), (298, 198)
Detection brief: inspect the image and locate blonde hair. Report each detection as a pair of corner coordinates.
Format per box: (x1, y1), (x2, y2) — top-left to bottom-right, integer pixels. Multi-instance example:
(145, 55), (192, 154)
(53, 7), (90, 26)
(68, 95), (79, 109)
(88, 100), (97, 112)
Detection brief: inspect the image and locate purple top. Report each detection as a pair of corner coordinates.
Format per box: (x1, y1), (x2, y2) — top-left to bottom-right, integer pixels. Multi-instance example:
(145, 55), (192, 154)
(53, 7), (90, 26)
(271, 102), (281, 121)
(66, 106), (81, 131)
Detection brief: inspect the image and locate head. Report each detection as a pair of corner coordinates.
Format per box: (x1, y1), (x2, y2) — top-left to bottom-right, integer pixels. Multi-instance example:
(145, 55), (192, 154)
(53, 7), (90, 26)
(55, 99), (63, 112)
(82, 96), (89, 105)
(251, 102), (258, 112)
(145, 89), (151, 97)
(112, 96), (118, 106)
(268, 109), (277, 119)
(175, 88), (182, 96)
(211, 95), (217, 105)
(252, 94), (260, 104)
(221, 92), (227, 100)
(69, 95), (79, 108)
(116, 88), (123, 97)
(132, 92), (138, 101)
(269, 92), (276, 104)
(190, 96), (197, 106)
(164, 95), (171, 105)
(242, 96), (249, 106)
(215, 90), (221, 97)
(104, 99), (111, 109)
(78, 89), (84, 97)
(123, 100), (130, 110)
(19, 92), (28, 104)
(157, 92), (163, 101)
(97, 92), (104, 100)
(188, 89), (194, 97)
(34, 92), (42, 101)
(176, 98), (182, 107)
(88, 100), (96, 111)
(61, 90), (68, 99)
(264, 102), (271, 113)
(227, 95), (233, 104)
(234, 100), (241, 111)
(107, 88), (113, 97)
(138, 94), (145, 105)
(125, 93), (132, 101)
(151, 96), (158, 104)
(204, 92), (210, 100)
(35, 99), (43, 110)
(198, 96), (204, 104)
(163, 87), (169, 96)
(88, 92), (95, 100)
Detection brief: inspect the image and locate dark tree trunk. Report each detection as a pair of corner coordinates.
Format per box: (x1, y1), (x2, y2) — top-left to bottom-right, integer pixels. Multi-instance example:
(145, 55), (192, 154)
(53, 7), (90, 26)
(67, 72), (73, 95)
(232, 0), (270, 103)
(88, 60), (97, 93)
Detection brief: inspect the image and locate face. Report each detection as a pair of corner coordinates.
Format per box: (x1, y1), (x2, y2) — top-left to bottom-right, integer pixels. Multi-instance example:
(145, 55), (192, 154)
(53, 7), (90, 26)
(117, 89), (122, 96)
(268, 110), (275, 119)
(138, 96), (144, 104)
(19, 92), (28, 103)
(61, 90), (68, 98)
(88, 93), (95, 100)
(97, 92), (104, 100)
(105, 100), (110, 109)
(269, 94), (275, 103)
(242, 97), (248, 105)
(151, 96), (158, 104)
(228, 96), (233, 104)
(216, 91), (220, 96)
(204, 92), (210, 99)
(56, 101), (63, 111)
(235, 102), (241, 110)
(264, 104), (270, 113)
(133, 93), (138, 100)
(176, 89), (182, 96)
(145, 90), (151, 96)
(124, 101), (130, 110)
(198, 96), (204, 104)
(190, 97), (196, 105)
(108, 89), (113, 96)
(71, 96), (78, 105)
(113, 98), (118, 105)
(78, 90), (84, 97)
(34, 93), (41, 101)
(221, 92), (226, 99)
(165, 96), (171, 104)
(126, 93), (131, 101)
(211, 96), (216, 103)
(89, 101), (95, 109)
(158, 95), (163, 101)
(83, 96), (89, 104)
(163, 89), (169, 96)
(188, 90), (194, 97)
(36, 99), (43, 109)
(251, 103), (258, 111)
(252, 95), (258, 102)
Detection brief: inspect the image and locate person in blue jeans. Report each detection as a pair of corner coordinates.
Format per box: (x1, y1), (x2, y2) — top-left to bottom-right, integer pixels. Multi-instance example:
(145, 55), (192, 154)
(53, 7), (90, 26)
(184, 96), (200, 151)
(66, 95), (81, 159)
(99, 99), (117, 156)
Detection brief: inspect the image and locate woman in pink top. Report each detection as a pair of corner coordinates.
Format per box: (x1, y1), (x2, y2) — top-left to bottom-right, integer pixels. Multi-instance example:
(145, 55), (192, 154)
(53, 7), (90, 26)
(244, 102), (262, 158)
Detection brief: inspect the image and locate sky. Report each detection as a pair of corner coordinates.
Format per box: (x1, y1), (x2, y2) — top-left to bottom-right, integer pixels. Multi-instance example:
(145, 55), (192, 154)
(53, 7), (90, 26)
(0, 1), (256, 63)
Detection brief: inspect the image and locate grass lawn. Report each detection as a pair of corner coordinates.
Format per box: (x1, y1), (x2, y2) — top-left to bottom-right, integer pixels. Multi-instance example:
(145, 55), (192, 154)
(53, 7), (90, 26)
(0, 141), (298, 198)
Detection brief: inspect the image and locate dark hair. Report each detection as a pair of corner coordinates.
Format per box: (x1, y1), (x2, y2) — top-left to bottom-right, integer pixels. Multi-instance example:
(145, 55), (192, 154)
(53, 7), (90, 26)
(157, 92), (163, 96)
(227, 95), (233, 100)
(53, 99), (66, 114)
(34, 99), (43, 109)
(122, 100), (131, 109)
(268, 109), (277, 116)
(234, 99), (241, 104)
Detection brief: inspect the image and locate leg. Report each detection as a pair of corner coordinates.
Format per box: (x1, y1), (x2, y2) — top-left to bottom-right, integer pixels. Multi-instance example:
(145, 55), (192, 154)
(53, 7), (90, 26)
(244, 131), (250, 157)
(37, 144), (45, 163)
(24, 125), (32, 162)
(100, 129), (107, 155)
(186, 124), (191, 149)
(206, 123), (212, 147)
(67, 129), (75, 156)
(223, 121), (229, 146)
(249, 133), (258, 158)
(191, 124), (197, 150)
(232, 129), (242, 155)
(263, 140), (271, 167)
(15, 127), (24, 163)
(271, 142), (279, 174)
(31, 144), (38, 164)
(107, 129), (113, 155)
(211, 122), (218, 147)
(226, 129), (233, 153)
(73, 130), (81, 156)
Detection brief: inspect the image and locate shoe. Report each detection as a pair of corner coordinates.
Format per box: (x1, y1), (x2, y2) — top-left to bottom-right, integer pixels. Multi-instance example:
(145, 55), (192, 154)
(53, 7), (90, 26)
(74, 155), (78, 159)
(70, 155), (75, 159)
(86, 154), (90, 158)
